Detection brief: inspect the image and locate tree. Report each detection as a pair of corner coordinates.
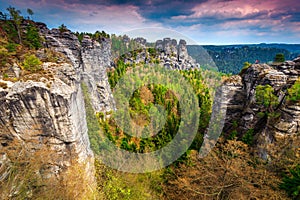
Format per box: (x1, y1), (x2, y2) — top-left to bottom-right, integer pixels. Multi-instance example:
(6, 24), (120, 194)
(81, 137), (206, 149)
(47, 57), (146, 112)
(239, 61), (252, 75)
(274, 53), (285, 63)
(58, 24), (68, 32)
(256, 84), (278, 112)
(0, 11), (7, 20)
(22, 54), (42, 72)
(287, 78), (300, 102)
(25, 25), (42, 49)
(6, 6), (23, 44)
(27, 8), (34, 20)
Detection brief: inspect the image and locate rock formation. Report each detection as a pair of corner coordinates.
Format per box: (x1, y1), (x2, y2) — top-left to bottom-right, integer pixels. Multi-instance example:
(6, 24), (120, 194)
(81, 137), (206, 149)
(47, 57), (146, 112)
(43, 27), (115, 113)
(155, 38), (199, 70)
(222, 57), (300, 160)
(0, 62), (94, 180)
(133, 37), (147, 47)
(0, 23), (115, 191)
(80, 35), (115, 112)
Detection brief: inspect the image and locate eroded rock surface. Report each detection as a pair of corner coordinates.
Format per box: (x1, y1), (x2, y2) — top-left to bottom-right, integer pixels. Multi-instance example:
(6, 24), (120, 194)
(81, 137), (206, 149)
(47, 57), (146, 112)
(0, 62), (94, 180)
(222, 57), (300, 160)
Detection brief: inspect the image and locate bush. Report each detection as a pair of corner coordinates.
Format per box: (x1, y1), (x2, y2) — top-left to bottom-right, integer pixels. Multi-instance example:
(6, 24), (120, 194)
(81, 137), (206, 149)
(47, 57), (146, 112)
(274, 53), (285, 63)
(22, 54), (42, 72)
(228, 130), (238, 140)
(58, 24), (68, 33)
(241, 129), (254, 145)
(0, 46), (9, 66)
(256, 84), (278, 110)
(5, 42), (17, 52)
(287, 78), (300, 103)
(280, 165), (300, 199)
(25, 25), (42, 49)
(239, 62), (251, 75)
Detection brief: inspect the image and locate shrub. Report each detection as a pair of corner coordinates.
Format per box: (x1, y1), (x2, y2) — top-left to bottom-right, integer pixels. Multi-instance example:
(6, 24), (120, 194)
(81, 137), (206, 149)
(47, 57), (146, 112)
(274, 53), (285, 63)
(147, 48), (156, 55)
(22, 54), (42, 72)
(280, 165), (300, 199)
(256, 84), (278, 110)
(25, 25), (42, 49)
(287, 78), (300, 103)
(0, 46), (9, 66)
(241, 129), (254, 145)
(5, 42), (17, 52)
(58, 24), (68, 33)
(228, 130), (238, 140)
(239, 62), (251, 75)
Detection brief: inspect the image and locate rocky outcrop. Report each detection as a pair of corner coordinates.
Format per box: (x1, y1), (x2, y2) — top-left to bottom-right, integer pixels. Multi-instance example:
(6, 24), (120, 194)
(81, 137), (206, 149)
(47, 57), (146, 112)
(81, 35), (115, 112)
(134, 37), (147, 47)
(0, 23), (116, 191)
(0, 62), (94, 180)
(222, 57), (300, 160)
(111, 37), (199, 70)
(155, 38), (199, 70)
(42, 27), (115, 112)
(44, 28), (81, 69)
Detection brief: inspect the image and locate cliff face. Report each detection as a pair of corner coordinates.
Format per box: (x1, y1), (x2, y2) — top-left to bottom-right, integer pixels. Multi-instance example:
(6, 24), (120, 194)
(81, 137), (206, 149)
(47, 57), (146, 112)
(223, 57), (300, 160)
(120, 37), (199, 70)
(0, 62), (94, 179)
(155, 38), (199, 70)
(0, 24), (115, 189)
(43, 26), (115, 112)
(80, 35), (115, 112)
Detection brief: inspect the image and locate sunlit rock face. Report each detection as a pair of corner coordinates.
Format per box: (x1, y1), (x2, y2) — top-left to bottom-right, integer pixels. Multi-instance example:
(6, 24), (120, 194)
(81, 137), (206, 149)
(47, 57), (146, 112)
(44, 27), (115, 113)
(154, 38), (199, 70)
(0, 24), (116, 188)
(222, 57), (300, 160)
(0, 62), (94, 181)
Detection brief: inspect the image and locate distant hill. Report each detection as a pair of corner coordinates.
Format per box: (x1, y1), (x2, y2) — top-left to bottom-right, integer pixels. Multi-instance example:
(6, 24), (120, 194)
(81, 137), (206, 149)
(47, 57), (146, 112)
(188, 44), (300, 74)
(248, 43), (300, 54)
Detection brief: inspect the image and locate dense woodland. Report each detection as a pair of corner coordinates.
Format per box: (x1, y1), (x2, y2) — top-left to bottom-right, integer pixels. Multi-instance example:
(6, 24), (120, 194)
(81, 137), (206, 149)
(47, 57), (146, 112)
(188, 45), (299, 74)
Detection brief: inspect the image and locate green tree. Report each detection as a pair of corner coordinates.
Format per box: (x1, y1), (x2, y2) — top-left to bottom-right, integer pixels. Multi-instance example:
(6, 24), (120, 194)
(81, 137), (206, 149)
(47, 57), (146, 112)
(274, 53), (285, 63)
(27, 8), (34, 20)
(58, 24), (68, 32)
(25, 25), (42, 49)
(256, 84), (278, 111)
(22, 54), (42, 72)
(287, 78), (300, 102)
(239, 61), (251, 75)
(7, 6), (23, 44)
(0, 11), (8, 20)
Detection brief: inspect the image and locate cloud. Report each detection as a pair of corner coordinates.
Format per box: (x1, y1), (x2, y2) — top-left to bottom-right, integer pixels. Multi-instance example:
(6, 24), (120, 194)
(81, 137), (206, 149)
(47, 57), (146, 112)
(168, 0), (300, 42)
(0, 0), (299, 44)
(1, 0), (163, 33)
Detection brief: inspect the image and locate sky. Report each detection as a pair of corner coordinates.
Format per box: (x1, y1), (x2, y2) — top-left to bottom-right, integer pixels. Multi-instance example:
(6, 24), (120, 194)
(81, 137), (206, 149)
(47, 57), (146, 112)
(0, 0), (299, 45)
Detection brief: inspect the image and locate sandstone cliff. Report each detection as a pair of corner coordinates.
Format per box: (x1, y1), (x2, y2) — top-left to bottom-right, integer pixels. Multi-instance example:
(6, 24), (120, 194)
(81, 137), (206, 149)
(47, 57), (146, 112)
(222, 57), (300, 160)
(42, 26), (115, 112)
(155, 38), (199, 70)
(119, 37), (199, 70)
(0, 23), (115, 195)
(0, 62), (94, 185)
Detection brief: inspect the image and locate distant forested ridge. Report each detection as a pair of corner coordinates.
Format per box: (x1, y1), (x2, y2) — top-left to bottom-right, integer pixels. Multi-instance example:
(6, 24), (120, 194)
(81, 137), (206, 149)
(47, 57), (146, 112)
(188, 44), (300, 74)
